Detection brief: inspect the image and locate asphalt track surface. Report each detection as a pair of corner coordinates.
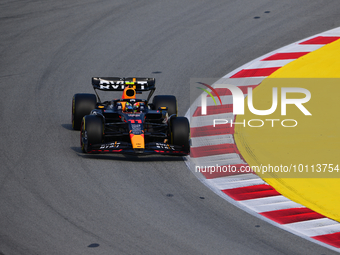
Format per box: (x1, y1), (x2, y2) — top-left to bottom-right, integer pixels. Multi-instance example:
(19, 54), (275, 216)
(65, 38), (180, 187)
(1, 1), (340, 254)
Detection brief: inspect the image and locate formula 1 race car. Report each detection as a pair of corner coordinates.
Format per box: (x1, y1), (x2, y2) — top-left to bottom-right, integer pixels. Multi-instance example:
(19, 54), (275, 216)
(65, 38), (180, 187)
(72, 77), (190, 155)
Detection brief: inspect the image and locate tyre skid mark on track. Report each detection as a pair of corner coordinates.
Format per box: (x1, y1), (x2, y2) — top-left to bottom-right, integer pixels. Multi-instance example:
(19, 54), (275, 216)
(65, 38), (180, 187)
(185, 27), (340, 251)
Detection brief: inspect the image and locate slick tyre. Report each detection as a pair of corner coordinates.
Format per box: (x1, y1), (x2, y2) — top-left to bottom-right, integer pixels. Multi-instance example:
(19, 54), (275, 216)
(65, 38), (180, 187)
(171, 117), (190, 151)
(81, 115), (103, 153)
(152, 95), (177, 117)
(72, 93), (97, 130)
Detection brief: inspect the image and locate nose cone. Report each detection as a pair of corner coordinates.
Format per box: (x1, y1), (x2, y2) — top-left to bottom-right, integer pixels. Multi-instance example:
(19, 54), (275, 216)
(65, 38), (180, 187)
(130, 134), (145, 149)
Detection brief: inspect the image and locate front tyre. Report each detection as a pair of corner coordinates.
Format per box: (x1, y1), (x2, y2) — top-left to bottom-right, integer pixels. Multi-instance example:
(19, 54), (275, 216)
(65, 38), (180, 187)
(171, 117), (190, 152)
(72, 93), (97, 130)
(81, 115), (103, 153)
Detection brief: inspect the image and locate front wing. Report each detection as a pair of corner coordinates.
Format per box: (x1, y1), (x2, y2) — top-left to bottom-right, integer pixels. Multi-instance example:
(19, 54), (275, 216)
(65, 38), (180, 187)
(86, 141), (189, 156)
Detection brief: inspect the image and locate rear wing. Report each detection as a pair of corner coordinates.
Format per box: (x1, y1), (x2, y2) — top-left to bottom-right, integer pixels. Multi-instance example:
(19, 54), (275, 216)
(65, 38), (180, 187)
(92, 77), (155, 91)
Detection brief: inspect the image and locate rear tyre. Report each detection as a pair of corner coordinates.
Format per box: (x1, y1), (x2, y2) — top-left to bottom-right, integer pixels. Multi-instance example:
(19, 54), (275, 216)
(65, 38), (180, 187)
(72, 93), (97, 130)
(81, 115), (103, 153)
(171, 117), (190, 152)
(152, 95), (177, 117)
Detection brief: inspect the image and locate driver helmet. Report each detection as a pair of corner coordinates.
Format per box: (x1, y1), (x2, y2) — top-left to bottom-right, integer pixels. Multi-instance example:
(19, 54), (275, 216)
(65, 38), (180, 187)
(125, 102), (134, 112)
(133, 102), (141, 112)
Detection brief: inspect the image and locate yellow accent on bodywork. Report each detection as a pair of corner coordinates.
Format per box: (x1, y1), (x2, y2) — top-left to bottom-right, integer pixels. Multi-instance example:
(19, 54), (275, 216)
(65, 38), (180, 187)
(130, 134), (145, 149)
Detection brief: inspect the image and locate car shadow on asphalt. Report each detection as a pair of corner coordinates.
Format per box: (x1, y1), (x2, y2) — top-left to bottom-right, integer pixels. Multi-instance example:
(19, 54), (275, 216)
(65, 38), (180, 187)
(70, 147), (186, 162)
(62, 123), (73, 130)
